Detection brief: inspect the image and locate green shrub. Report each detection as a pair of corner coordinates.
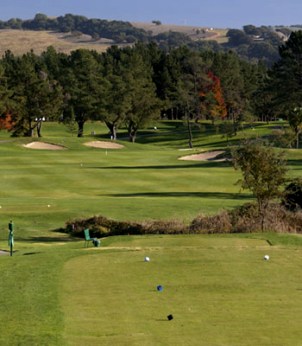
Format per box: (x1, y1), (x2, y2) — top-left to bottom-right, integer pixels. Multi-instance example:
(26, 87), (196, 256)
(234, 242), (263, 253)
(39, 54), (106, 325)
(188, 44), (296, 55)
(282, 178), (302, 211)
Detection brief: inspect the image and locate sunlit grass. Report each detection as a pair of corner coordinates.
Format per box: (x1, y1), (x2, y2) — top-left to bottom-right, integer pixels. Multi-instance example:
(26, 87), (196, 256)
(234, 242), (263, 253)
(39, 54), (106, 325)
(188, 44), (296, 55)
(61, 235), (302, 346)
(0, 120), (302, 345)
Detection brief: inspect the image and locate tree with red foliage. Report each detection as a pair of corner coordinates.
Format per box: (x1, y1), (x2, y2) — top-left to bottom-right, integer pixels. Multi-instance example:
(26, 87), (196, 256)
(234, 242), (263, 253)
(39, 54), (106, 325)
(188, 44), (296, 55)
(0, 113), (15, 130)
(199, 71), (227, 123)
(0, 64), (15, 131)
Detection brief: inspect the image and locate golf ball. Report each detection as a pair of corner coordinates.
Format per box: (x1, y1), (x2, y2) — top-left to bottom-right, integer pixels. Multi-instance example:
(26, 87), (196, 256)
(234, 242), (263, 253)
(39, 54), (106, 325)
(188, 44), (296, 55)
(144, 256), (150, 262)
(264, 255), (270, 260)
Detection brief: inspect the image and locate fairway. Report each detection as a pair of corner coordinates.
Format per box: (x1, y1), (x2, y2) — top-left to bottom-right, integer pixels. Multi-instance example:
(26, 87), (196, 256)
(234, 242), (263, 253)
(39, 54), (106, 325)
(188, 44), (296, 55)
(0, 120), (256, 239)
(0, 121), (302, 345)
(61, 235), (302, 346)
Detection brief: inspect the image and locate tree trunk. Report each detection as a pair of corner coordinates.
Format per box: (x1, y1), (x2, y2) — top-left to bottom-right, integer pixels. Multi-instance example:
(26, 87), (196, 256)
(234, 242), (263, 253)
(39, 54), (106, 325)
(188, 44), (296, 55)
(37, 121), (42, 137)
(128, 122), (137, 142)
(77, 120), (85, 137)
(258, 199), (267, 232)
(296, 130), (300, 149)
(186, 115), (193, 148)
(105, 121), (117, 140)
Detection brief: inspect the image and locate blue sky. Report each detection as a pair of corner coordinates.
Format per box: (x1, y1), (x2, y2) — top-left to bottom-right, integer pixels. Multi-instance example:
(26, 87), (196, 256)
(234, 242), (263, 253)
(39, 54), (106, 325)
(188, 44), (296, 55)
(1, 0), (302, 28)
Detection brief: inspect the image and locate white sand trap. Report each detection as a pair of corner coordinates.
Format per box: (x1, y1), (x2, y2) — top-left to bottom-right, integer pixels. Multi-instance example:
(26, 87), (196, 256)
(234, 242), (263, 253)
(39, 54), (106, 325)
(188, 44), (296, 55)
(84, 141), (124, 149)
(23, 142), (65, 150)
(179, 150), (226, 161)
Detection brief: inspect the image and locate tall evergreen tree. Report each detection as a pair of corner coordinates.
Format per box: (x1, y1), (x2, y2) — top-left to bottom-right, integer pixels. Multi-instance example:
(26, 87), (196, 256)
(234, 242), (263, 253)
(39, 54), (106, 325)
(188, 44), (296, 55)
(268, 31), (302, 148)
(2, 51), (63, 137)
(62, 49), (108, 137)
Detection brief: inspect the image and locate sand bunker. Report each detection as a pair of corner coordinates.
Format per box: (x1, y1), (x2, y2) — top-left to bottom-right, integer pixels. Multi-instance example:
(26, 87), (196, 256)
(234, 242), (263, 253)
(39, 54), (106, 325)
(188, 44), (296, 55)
(179, 150), (226, 161)
(23, 142), (65, 150)
(84, 141), (124, 149)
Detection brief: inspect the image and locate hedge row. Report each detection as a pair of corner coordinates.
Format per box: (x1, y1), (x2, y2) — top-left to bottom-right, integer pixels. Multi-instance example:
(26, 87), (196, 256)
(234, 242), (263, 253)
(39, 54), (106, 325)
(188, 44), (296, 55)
(64, 203), (302, 238)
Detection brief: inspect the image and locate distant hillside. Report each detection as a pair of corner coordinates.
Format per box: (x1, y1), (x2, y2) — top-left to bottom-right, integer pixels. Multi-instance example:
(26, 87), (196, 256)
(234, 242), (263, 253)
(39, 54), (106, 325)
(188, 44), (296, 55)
(131, 22), (229, 43)
(0, 24), (228, 57)
(0, 29), (118, 56)
(0, 13), (301, 65)
(0, 14), (229, 56)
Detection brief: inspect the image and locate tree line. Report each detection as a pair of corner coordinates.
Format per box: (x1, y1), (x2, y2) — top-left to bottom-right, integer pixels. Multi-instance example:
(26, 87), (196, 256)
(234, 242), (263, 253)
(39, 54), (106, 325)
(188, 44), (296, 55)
(0, 31), (302, 146)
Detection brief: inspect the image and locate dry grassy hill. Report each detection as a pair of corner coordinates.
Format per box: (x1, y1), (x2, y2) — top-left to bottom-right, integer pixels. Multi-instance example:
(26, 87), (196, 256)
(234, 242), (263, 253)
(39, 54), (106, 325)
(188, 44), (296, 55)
(0, 29), (116, 56)
(0, 23), (228, 56)
(132, 22), (228, 43)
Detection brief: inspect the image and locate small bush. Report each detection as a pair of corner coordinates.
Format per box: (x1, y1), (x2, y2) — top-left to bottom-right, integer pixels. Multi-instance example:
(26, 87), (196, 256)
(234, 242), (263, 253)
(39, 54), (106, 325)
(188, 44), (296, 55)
(190, 211), (232, 234)
(282, 178), (302, 211)
(140, 219), (187, 234)
(229, 202), (302, 233)
(229, 203), (260, 233)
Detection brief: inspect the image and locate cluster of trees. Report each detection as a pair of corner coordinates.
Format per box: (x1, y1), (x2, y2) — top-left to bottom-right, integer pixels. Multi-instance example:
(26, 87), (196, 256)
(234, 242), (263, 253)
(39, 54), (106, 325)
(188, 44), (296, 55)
(255, 31), (302, 148)
(0, 13), (298, 65)
(0, 31), (302, 146)
(226, 25), (286, 64)
(0, 13), (148, 43)
(0, 42), (264, 142)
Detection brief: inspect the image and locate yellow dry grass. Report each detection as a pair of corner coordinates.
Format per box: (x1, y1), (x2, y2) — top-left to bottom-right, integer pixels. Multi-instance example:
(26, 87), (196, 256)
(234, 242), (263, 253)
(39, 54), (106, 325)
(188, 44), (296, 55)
(0, 24), (228, 57)
(132, 22), (229, 43)
(0, 29), (114, 56)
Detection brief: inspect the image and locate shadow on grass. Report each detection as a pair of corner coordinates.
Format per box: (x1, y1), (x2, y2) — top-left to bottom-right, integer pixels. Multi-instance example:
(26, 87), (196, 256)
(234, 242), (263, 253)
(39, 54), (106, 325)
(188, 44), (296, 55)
(102, 191), (251, 199)
(92, 161), (233, 170)
(18, 236), (75, 243)
(287, 159), (302, 167)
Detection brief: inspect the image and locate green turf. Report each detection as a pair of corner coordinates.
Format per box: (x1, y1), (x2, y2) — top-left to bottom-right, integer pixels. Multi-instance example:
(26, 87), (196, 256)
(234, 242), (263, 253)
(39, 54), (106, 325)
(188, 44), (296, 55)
(60, 235), (302, 346)
(1, 120), (301, 240)
(2, 234), (301, 345)
(0, 120), (301, 345)
(0, 121), (251, 239)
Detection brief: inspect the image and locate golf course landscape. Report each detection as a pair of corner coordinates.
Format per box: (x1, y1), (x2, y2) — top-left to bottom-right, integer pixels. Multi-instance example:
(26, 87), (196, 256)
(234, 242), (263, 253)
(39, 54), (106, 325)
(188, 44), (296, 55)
(0, 120), (302, 345)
